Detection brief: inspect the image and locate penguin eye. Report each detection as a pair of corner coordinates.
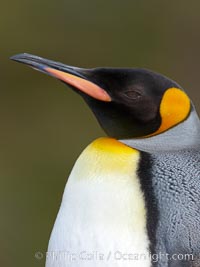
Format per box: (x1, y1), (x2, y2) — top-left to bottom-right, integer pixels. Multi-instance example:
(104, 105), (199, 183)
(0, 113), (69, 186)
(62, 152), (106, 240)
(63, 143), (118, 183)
(124, 90), (142, 100)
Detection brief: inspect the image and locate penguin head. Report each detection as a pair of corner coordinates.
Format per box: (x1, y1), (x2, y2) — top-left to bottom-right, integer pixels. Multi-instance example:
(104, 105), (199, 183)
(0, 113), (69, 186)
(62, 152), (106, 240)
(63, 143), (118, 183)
(11, 53), (193, 141)
(79, 67), (191, 139)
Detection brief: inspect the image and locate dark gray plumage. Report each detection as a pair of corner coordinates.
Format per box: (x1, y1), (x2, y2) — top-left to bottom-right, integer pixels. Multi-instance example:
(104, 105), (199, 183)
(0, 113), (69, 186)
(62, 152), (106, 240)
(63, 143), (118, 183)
(151, 150), (200, 266)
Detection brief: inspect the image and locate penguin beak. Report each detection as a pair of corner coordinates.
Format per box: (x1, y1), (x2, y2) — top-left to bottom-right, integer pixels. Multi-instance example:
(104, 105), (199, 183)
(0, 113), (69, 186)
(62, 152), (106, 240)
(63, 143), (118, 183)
(10, 53), (111, 102)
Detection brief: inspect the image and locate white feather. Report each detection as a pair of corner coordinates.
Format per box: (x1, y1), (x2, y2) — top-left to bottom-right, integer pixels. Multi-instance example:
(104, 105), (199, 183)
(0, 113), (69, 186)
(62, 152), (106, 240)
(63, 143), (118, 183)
(46, 138), (151, 267)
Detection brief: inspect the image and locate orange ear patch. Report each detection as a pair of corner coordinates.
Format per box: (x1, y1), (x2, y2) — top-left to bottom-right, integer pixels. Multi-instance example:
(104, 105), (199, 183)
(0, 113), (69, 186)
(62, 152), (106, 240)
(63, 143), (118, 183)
(150, 88), (190, 136)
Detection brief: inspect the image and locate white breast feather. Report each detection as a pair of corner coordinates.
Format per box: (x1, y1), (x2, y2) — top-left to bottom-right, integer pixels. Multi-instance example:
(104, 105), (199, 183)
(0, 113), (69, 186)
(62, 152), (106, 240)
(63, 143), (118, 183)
(45, 138), (151, 267)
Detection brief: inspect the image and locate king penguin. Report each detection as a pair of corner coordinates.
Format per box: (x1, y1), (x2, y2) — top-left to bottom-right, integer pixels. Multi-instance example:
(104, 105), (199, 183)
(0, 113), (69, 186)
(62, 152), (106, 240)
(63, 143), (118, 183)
(11, 53), (200, 267)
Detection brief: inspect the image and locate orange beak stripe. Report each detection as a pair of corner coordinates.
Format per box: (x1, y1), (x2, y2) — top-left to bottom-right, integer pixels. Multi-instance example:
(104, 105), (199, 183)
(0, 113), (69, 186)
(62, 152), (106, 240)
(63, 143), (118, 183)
(45, 67), (111, 102)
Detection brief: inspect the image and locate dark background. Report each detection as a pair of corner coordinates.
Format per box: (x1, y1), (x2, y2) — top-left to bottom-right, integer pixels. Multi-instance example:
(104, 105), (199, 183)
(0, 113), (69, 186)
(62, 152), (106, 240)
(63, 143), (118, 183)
(1, 1), (200, 267)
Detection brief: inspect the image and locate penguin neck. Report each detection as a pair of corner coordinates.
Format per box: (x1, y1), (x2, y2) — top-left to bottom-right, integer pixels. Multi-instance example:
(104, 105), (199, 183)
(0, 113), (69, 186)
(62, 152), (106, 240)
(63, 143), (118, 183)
(120, 109), (200, 153)
(65, 138), (147, 234)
